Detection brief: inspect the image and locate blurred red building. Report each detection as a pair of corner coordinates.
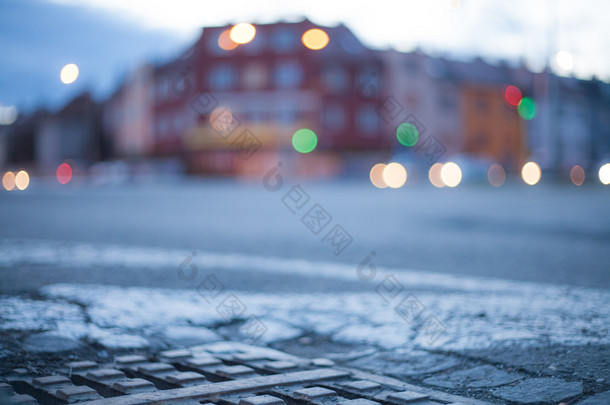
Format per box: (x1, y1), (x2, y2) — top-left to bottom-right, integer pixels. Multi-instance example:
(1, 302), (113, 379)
(147, 19), (388, 176)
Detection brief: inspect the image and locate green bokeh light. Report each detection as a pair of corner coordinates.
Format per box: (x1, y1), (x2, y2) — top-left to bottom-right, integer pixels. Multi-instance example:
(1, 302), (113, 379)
(292, 128), (318, 153)
(396, 122), (419, 147)
(518, 97), (536, 120)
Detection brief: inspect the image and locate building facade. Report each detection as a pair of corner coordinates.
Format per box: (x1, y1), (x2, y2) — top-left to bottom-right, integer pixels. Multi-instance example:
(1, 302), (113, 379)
(36, 93), (103, 173)
(151, 20), (389, 176)
(103, 66), (155, 158)
(11, 19), (607, 180)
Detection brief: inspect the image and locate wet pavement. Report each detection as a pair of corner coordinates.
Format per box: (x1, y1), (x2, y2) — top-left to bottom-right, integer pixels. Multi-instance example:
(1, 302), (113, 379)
(1, 180), (609, 404)
(1, 180), (608, 289)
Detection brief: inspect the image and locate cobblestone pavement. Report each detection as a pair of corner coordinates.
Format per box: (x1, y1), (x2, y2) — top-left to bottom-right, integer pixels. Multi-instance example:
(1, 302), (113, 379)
(1, 267), (608, 404)
(1, 331), (608, 405)
(1, 341), (495, 405)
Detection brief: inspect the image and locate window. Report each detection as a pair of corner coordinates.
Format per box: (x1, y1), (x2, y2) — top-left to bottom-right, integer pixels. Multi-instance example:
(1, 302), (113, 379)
(272, 28), (298, 53)
(156, 76), (170, 101)
(322, 66), (348, 93)
(180, 106), (195, 130)
(157, 115), (169, 137)
(357, 68), (380, 98)
(173, 114), (183, 134)
(278, 109), (297, 126)
(242, 63), (267, 90)
(208, 64), (237, 90)
(171, 69), (192, 96)
(274, 60), (303, 89)
(357, 106), (379, 135)
(324, 104), (347, 131)
(244, 31), (265, 54)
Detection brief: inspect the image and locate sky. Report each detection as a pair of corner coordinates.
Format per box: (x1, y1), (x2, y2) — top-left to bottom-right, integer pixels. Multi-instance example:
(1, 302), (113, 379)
(1, 0), (609, 114)
(0, 0), (187, 113)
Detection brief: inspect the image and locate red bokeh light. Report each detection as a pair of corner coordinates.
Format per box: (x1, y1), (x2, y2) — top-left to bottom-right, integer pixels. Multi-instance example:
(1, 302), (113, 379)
(504, 85), (523, 107)
(56, 163), (72, 184)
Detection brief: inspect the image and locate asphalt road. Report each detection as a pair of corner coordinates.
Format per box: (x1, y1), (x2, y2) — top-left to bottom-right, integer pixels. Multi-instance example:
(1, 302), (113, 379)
(1, 177), (609, 292)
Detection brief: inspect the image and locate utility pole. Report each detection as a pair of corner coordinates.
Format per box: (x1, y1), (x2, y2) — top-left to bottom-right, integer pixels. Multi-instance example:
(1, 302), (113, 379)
(547, 0), (561, 177)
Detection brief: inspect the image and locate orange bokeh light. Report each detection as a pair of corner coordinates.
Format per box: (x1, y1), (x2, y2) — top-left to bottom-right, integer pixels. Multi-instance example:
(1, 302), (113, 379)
(2, 171), (15, 191)
(302, 29), (329, 50)
(428, 163), (445, 188)
(369, 163), (387, 188)
(218, 29), (238, 50)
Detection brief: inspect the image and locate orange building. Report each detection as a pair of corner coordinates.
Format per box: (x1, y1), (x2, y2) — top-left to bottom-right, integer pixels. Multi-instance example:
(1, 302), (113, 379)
(446, 59), (528, 170)
(461, 84), (526, 169)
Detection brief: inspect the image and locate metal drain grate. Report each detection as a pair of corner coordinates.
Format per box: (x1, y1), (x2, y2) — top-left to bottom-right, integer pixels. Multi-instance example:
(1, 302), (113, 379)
(2, 342), (492, 405)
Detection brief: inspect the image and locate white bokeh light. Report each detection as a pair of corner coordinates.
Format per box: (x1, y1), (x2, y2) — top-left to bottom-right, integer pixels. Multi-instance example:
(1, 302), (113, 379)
(60, 63), (80, 84)
(556, 50), (574, 71)
(599, 163), (610, 185)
